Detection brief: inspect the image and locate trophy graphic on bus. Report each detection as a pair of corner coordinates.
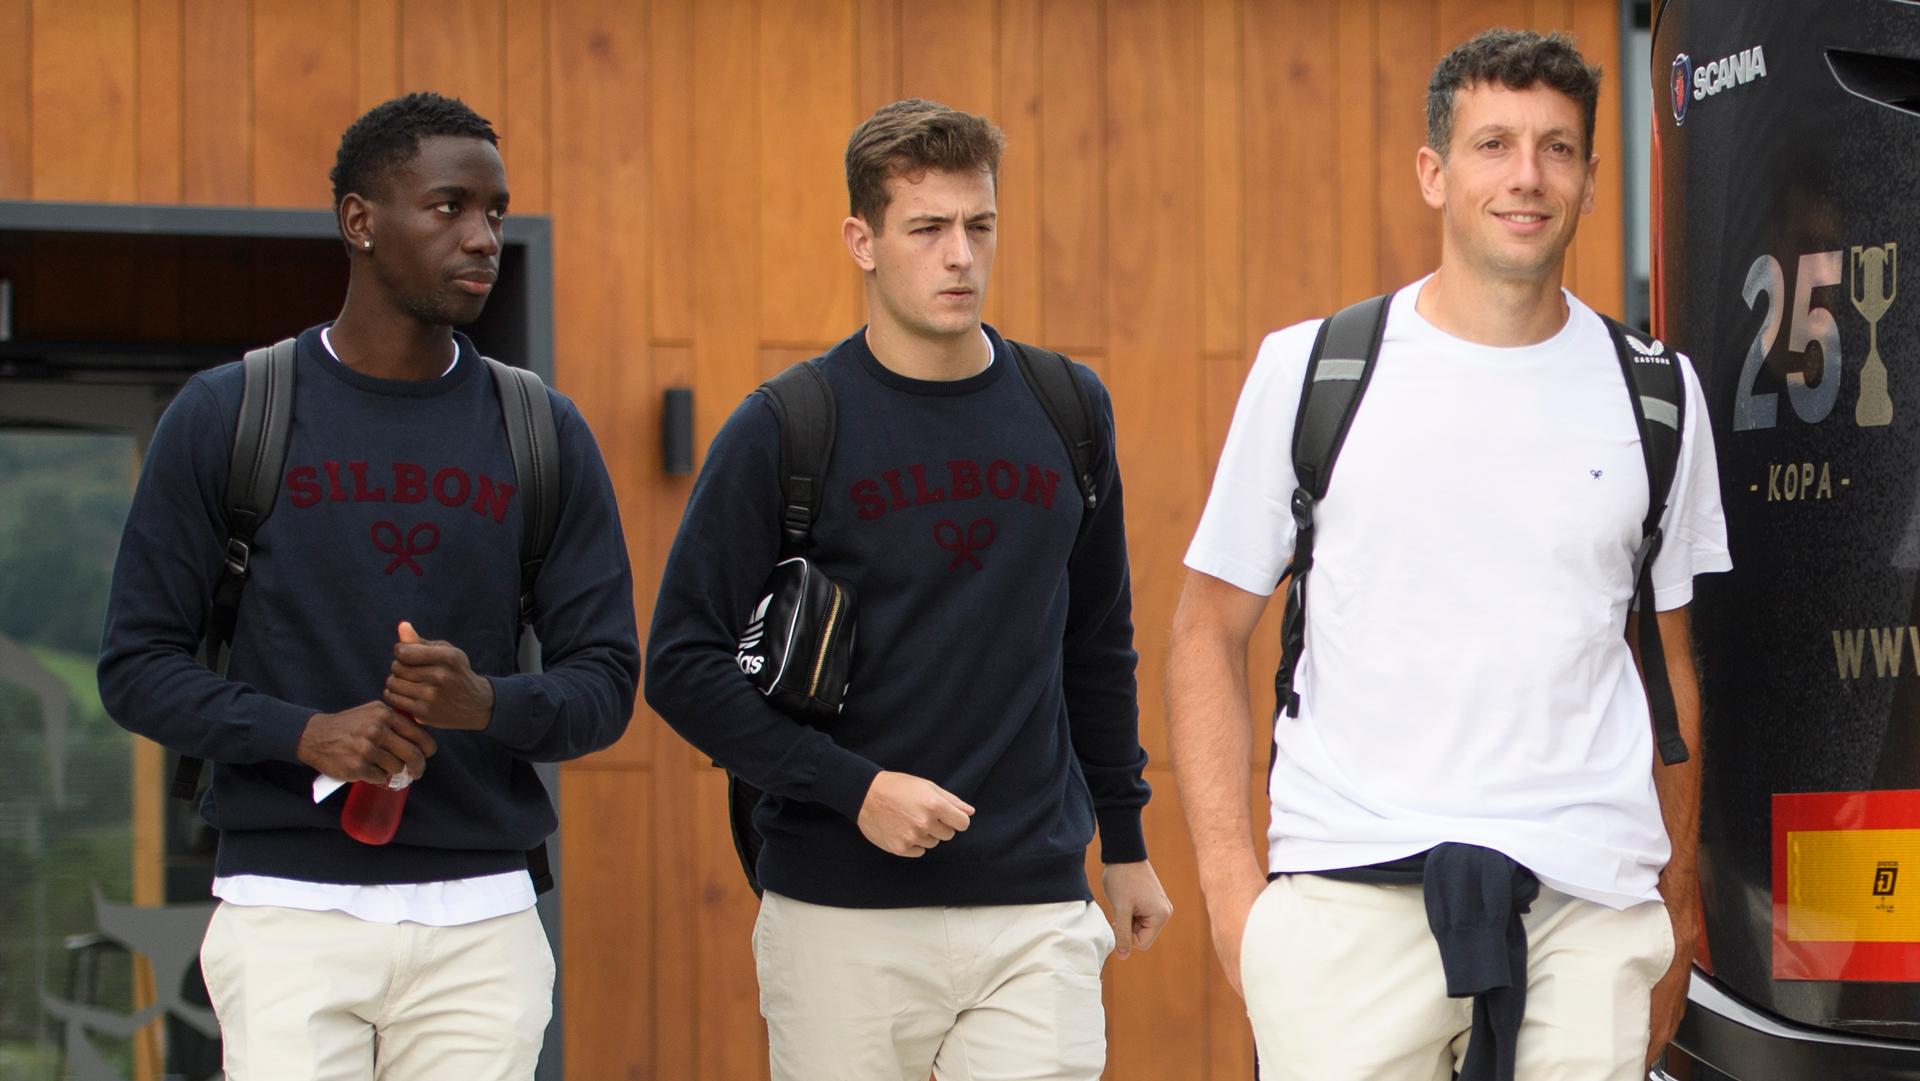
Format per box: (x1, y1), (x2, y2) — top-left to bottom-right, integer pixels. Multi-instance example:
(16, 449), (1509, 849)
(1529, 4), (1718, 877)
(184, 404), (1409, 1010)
(1852, 241), (1897, 428)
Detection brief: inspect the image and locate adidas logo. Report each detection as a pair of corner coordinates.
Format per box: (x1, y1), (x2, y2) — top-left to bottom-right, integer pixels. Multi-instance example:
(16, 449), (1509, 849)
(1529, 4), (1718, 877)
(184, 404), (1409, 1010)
(737, 594), (772, 651)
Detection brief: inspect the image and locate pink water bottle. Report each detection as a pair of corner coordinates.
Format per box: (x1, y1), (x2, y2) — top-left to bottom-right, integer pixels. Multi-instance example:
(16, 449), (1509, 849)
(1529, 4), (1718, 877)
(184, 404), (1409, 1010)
(341, 708), (415, 845)
(342, 779), (409, 845)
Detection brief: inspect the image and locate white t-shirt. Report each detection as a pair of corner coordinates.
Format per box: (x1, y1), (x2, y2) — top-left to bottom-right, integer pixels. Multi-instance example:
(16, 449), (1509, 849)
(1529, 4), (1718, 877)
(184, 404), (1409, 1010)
(1184, 277), (1732, 909)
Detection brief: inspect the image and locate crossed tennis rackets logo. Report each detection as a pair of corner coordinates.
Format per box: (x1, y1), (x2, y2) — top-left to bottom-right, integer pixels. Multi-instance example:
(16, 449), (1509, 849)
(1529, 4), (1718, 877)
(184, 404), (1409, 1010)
(934, 517), (997, 571)
(371, 520), (440, 575)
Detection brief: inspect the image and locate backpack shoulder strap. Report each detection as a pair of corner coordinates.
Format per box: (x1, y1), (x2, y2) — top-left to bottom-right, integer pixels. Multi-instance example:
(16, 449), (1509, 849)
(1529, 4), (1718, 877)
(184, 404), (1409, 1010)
(1274, 294), (1391, 719)
(1008, 341), (1100, 511)
(754, 361), (837, 551)
(485, 358), (564, 896)
(484, 357), (561, 629)
(177, 337), (297, 800)
(1600, 316), (1691, 766)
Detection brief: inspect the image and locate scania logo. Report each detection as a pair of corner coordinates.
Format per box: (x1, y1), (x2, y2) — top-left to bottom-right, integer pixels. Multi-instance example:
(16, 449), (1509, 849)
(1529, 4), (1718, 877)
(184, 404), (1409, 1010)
(1671, 53), (1692, 125)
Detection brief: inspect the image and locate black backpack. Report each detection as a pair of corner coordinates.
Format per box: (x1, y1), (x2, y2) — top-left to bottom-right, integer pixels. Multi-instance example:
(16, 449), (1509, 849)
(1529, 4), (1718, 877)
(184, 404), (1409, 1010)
(723, 340), (1103, 895)
(173, 336), (563, 891)
(1275, 295), (1692, 767)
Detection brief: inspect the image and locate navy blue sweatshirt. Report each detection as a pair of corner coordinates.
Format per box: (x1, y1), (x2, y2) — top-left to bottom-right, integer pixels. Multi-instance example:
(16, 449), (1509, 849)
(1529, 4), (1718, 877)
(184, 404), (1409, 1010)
(645, 327), (1149, 908)
(98, 326), (639, 884)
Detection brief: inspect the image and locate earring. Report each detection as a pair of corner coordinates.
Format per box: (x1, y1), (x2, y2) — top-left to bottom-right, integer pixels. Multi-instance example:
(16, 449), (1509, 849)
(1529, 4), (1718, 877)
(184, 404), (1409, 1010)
(363, 239), (373, 249)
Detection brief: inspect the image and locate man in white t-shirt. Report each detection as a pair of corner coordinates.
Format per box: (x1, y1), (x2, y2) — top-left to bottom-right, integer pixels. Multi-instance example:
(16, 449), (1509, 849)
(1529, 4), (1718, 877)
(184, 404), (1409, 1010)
(1167, 29), (1730, 1081)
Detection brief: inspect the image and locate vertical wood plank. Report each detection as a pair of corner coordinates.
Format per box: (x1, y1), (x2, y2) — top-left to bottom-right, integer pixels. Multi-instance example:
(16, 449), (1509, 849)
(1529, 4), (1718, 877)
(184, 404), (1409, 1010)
(137, 0), (184, 203)
(1375, 0), (1438, 288)
(502, 0), (550, 214)
(898, 0), (996, 116)
(758, 0), (857, 346)
(1038, 0), (1104, 353)
(0, 0), (27, 197)
(398, 0), (505, 123)
(1334, 0), (1379, 302)
(560, 767), (656, 1081)
(1200, 0), (1243, 358)
(1102, 0), (1201, 869)
(1569, 0), (1623, 316)
(31, 0), (137, 201)
(183, 0), (251, 204)
(1105, 777), (1210, 1078)
(547, 0), (650, 765)
(856, 0), (899, 116)
(989, 0), (1041, 338)
(651, 0), (694, 341)
(355, 0), (400, 111)
(690, 0), (760, 446)
(253, 0), (357, 208)
(1242, 0), (1338, 339)
(1439, 0), (1526, 54)
(646, 342), (700, 1079)
(694, 766), (770, 1081)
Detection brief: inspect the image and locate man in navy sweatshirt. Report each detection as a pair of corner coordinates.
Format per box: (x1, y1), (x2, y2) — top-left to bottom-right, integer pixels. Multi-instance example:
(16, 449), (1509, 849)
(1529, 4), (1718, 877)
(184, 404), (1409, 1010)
(98, 93), (638, 1081)
(646, 98), (1171, 1080)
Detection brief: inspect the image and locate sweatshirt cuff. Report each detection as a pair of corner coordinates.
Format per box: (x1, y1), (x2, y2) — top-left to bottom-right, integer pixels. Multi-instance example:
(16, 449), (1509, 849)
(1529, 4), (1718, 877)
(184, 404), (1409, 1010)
(812, 742), (884, 821)
(1096, 806), (1148, 864)
(483, 674), (548, 752)
(259, 699), (317, 765)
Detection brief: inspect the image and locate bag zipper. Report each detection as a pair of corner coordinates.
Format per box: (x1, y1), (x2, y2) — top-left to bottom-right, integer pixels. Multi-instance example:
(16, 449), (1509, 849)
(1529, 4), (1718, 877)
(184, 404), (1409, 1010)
(807, 584), (843, 698)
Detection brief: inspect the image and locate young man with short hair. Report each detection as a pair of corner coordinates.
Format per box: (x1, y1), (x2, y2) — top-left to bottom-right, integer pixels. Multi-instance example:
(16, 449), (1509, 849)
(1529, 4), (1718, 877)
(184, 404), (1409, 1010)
(99, 93), (639, 1080)
(1168, 30), (1730, 1080)
(646, 98), (1171, 1081)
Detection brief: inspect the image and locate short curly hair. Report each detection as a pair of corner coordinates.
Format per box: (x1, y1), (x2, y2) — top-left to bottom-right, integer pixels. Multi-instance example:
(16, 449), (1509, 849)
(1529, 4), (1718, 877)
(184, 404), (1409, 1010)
(845, 99), (1004, 232)
(1427, 29), (1602, 159)
(330, 92), (498, 206)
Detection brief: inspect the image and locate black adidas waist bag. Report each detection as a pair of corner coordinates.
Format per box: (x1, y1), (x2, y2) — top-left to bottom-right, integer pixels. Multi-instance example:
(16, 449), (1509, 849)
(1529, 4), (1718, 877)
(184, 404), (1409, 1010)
(737, 555), (855, 721)
(741, 363), (858, 723)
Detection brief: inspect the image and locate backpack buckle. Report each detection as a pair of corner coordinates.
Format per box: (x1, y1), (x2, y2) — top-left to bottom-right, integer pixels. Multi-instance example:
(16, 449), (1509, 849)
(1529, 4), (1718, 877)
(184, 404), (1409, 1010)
(223, 537), (252, 578)
(1290, 488), (1316, 532)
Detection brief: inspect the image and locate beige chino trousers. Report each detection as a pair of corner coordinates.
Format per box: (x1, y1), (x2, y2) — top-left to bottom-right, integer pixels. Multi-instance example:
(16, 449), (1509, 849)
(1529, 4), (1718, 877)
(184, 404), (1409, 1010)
(1241, 873), (1675, 1081)
(199, 902), (554, 1081)
(753, 891), (1114, 1081)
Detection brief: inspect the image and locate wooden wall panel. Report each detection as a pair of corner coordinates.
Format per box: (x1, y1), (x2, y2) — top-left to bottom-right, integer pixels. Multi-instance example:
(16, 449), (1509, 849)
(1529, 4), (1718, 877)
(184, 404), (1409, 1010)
(399, 0), (505, 125)
(689, 0), (761, 450)
(757, 0), (857, 348)
(648, 0), (694, 342)
(899, 1), (997, 118)
(548, 0), (650, 773)
(182, 0), (251, 204)
(1569, 0), (1624, 316)
(988, 0), (1041, 337)
(856, 0), (900, 117)
(1200, 0), (1244, 360)
(1037, 0), (1104, 353)
(1104, 0), (1202, 771)
(355, 0), (401, 110)
(253, 1), (357, 209)
(12, 3), (1635, 1076)
(561, 766), (655, 1081)
(0, 0), (27, 198)
(1334, 0), (1380, 304)
(1243, 0), (1338, 338)
(137, 0), (183, 203)
(502, 0), (551, 215)
(1376, 0), (1441, 289)
(31, 0), (137, 201)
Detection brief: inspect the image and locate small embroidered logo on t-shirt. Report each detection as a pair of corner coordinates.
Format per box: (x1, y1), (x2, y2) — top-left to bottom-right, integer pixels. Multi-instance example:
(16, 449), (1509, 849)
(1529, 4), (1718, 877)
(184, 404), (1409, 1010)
(1590, 469), (1604, 479)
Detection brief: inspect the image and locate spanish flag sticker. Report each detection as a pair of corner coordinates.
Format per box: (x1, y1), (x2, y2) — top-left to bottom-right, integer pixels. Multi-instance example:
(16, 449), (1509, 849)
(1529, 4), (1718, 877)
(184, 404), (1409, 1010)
(1773, 790), (1920, 981)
